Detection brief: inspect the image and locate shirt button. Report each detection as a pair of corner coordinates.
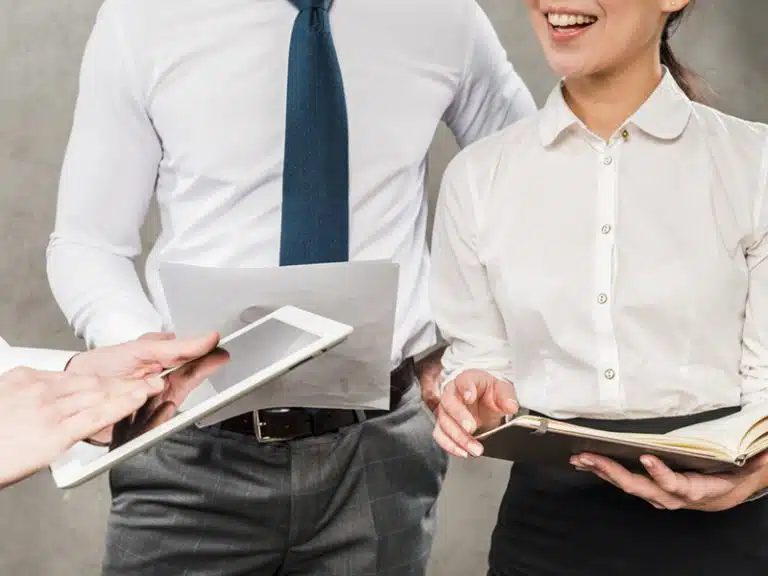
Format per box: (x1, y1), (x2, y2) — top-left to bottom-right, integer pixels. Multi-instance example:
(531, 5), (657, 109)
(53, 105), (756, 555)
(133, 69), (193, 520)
(597, 293), (608, 304)
(621, 129), (630, 141)
(604, 368), (616, 380)
(603, 156), (613, 166)
(601, 224), (612, 234)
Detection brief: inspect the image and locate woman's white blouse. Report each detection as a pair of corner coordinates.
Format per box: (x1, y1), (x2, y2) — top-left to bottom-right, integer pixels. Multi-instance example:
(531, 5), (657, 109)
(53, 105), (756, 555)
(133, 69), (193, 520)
(431, 72), (768, 419)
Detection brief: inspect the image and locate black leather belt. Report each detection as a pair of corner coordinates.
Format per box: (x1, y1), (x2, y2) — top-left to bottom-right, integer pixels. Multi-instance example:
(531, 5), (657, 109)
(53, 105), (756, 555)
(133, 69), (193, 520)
(219, 357), (416, 442)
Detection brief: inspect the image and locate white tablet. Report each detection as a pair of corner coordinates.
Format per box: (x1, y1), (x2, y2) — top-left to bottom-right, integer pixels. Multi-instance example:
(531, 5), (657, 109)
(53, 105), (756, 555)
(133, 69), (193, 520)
(50, 305), (352, 489)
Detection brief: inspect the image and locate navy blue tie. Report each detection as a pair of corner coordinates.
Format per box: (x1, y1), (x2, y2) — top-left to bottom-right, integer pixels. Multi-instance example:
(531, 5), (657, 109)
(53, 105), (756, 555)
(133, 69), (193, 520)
(280, 0), (349, 266)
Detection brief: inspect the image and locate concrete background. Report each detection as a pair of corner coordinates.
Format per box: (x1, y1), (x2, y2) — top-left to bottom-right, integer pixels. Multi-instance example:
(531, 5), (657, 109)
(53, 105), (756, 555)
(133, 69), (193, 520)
(0, 1), (765, 574)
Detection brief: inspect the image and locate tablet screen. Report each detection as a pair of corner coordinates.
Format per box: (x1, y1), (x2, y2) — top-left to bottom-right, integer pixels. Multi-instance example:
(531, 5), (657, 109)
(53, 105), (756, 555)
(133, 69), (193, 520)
(90, 316), (321, 453)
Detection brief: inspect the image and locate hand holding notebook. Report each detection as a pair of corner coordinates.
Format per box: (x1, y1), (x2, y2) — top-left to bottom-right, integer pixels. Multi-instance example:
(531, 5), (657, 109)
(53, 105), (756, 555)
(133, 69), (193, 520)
(566, 448), (768, 512)
(475, 400), (768, 473)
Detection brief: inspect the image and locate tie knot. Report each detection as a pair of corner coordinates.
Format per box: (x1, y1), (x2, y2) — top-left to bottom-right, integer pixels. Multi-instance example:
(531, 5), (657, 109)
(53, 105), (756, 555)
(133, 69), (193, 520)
(290, 0), (330, 11)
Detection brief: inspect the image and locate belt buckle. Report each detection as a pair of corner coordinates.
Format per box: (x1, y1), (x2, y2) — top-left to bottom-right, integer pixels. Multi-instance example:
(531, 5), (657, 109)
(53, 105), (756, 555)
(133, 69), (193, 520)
(253, 409), (294, 443)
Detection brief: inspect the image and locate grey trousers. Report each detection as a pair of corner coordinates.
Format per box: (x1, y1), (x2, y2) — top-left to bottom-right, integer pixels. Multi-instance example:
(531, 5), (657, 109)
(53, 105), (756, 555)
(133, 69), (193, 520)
(102, 383), (448, 576)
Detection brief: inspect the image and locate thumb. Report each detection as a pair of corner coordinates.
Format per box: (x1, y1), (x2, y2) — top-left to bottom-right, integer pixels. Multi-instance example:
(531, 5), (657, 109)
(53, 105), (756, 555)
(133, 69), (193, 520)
(485, 378), (519, 414)
(151, 331), (220, 365)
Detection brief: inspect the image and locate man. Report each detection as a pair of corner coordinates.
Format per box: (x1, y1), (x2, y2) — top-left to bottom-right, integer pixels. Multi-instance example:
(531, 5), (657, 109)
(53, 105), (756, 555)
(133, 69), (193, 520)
(0, 332), (218, 488)
(47, 0), (536, 573)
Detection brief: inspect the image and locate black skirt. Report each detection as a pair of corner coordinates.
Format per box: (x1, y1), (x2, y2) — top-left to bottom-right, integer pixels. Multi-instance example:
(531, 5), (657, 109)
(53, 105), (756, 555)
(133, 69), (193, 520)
(488, 411), (768, 576)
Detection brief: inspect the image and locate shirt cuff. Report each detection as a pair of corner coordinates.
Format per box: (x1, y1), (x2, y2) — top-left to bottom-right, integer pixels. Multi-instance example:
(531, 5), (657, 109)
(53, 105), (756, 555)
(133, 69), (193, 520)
(1, 347), (78, 373)
(83, 311), (166, 349)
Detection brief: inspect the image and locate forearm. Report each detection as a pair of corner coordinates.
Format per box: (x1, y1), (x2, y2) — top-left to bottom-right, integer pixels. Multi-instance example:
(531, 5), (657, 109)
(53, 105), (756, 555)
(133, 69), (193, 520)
(48, 3), (165, 349)
(46, 239), (164, 348)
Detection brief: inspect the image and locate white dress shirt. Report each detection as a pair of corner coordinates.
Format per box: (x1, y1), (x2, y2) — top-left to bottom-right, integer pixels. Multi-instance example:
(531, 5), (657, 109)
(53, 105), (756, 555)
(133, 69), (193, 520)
(0, 337), (76, 374)
(46, 0), (536, 369)
(432, 71), (768, 420)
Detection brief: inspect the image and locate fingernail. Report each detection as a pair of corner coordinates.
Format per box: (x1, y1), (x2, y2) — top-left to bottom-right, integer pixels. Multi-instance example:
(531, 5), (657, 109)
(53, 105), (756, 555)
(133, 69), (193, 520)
(468, 442), (483, 457)
(149, 377), (164, 389)
(641, 456), (654, 469)
(461, 419), (475, 433)
(580, 457), (594, 467)
(455, 448), (469, 459)
(463, 391), (473, 402)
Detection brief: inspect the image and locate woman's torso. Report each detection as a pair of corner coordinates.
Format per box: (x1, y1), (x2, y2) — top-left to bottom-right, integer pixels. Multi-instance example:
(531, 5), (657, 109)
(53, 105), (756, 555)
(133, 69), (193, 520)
(467, 75), (768, 419)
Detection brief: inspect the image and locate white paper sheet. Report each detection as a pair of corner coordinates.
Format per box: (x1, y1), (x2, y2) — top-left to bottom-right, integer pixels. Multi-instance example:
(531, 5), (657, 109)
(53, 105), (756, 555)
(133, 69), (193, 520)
(158, 261), (399, 425)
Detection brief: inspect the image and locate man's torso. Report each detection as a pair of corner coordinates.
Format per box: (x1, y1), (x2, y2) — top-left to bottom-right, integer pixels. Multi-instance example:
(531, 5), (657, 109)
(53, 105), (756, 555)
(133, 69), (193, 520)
(111, 0), (479, 365)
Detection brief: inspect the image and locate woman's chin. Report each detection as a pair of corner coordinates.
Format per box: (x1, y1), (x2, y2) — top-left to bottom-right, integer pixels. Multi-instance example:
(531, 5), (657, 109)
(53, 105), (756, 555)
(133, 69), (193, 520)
(544, 54), (597, 80)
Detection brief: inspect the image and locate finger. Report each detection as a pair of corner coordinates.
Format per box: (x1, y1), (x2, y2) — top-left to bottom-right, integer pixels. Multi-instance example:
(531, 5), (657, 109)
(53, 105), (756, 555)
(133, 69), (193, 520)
(484, 378), (519, 415)
(643, 456), (738, 503)
(53, 373), (140, 399)
(579, 454), (665, 499)
(590, 468), (659, 512)
(582, 455), (687, 509)
(432, 418), (469, 458)
(145, 376), (166, 395)
(166, 350), (230, 399)
(640, 455), (689, 495)
(54, 377), (161, 418)
(589, 467), (619, 488)
(141, 332), (220, 367)
(53, 387), (108, 418)
(435, 405), (484, 457)
(452, 374), (481, 405)
(440, 383), (479, 434)
(50, 373), (103, 397)
(60, 387), (151, 446)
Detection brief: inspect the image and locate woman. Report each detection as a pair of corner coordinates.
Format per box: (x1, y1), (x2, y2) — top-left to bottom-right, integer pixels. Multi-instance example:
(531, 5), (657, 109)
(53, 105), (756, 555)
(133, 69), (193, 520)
(430, 0), (768, 574)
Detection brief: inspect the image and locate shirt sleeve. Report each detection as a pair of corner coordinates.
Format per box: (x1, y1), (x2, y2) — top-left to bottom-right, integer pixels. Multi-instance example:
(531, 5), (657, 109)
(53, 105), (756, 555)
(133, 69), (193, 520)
(429, 153), (514, 389)
(46, 4), (165, 348)
(442, 2), (537, 149)
(0, 338), (77, 374)
(740, 135), (768, 406)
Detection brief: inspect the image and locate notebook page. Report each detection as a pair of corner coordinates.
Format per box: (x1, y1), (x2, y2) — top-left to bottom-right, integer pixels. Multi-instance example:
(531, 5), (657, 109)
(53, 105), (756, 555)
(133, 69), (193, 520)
(664, 402), (768, 454)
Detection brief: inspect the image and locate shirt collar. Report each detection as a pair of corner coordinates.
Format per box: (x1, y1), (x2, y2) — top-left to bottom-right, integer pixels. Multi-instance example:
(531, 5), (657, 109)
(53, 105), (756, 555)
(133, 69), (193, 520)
(538, 68), (693, 147)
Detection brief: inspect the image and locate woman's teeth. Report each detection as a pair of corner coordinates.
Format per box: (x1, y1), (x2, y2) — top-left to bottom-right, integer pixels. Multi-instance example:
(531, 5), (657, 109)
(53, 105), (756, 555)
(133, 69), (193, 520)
(547, 13), (597, 27)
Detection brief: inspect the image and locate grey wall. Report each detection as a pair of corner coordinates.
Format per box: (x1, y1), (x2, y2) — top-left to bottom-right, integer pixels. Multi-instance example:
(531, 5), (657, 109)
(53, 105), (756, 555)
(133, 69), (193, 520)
(0, 1), (765, 574)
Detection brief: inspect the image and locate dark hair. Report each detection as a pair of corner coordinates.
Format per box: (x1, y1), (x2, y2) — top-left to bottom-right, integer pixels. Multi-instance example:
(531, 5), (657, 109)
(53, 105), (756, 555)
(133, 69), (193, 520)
(660, 3), (705, 102)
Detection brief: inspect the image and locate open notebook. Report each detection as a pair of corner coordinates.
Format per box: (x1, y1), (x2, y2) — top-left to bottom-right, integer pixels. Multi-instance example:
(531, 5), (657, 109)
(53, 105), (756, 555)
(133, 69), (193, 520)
(475, 402), (768, 473)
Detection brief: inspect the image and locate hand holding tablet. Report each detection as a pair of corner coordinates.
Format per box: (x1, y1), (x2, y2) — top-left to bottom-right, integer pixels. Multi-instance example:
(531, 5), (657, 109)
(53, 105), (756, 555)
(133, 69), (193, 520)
(50, 306), (352, 489)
